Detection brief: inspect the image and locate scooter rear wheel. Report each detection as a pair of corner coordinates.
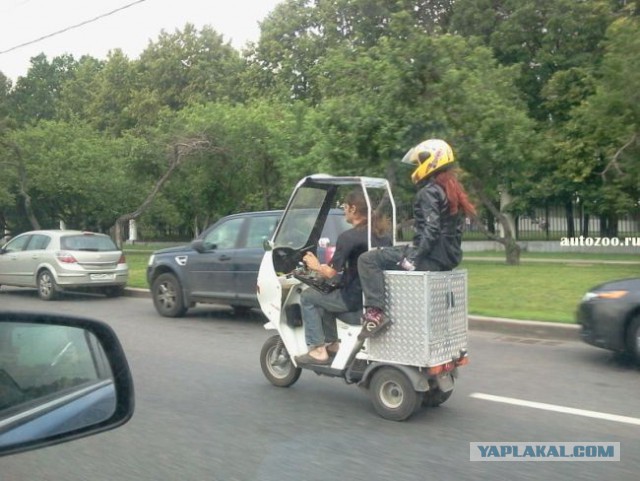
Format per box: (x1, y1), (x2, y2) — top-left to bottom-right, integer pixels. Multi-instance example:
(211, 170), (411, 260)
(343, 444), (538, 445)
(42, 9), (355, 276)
(260, 335), (301, 387)
(369, 367), (423, 421)
(423, 387), (454, 407)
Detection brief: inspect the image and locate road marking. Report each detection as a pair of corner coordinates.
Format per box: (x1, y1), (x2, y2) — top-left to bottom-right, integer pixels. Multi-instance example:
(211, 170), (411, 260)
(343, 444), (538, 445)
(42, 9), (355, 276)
(470, 393), (640, 426)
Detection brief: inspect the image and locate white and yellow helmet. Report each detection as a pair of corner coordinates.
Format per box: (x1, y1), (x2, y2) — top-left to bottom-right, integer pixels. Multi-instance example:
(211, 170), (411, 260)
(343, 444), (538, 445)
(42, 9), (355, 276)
(401, 139), (455, 184)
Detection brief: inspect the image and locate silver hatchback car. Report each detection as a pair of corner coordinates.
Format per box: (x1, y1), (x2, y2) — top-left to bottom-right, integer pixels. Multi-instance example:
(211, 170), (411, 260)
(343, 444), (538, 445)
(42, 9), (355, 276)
(0, 230), (128, 300)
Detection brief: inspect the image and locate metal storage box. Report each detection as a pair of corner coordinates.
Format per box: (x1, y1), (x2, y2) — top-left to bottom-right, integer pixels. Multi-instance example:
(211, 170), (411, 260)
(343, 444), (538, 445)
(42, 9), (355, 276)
(367, 270), (468, 367)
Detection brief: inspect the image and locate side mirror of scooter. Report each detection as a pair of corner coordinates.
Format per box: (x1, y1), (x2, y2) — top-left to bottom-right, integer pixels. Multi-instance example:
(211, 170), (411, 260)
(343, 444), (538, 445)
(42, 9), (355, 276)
(263, 238), (274, 251)
(0, 311), (134, 458)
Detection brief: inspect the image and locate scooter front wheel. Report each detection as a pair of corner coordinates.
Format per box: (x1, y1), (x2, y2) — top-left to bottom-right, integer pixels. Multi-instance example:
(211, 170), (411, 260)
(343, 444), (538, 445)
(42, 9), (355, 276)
(369, 367), (423, 421)
(260, 335), (302, 387)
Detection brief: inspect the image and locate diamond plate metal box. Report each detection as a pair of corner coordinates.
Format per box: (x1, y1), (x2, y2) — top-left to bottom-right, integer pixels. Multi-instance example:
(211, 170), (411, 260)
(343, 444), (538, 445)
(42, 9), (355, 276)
(367, 270), (468, 367)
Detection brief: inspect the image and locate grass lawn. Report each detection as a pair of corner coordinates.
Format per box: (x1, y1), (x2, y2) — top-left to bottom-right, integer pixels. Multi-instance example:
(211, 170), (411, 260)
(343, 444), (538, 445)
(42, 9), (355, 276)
(123, 248), (639, 324)
(123, 243), (183, 288)
(462, 260), (639, 323)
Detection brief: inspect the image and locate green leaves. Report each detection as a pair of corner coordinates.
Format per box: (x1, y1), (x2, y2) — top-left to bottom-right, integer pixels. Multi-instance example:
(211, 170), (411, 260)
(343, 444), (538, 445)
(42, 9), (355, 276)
(0, 0), (637, 242)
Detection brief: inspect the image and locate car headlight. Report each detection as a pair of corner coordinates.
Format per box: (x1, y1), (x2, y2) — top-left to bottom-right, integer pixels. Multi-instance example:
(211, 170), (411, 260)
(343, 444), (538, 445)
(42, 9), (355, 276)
(147, 255), (155, 266)
(582, 290), (629, 301)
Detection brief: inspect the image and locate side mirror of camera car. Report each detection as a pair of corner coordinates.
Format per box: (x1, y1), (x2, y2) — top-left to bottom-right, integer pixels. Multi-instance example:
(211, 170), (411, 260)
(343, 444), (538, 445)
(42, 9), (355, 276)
(0, 311), (134, 457)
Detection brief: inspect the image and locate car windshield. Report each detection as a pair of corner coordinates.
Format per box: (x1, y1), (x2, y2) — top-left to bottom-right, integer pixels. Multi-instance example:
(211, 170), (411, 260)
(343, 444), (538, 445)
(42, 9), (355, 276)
(60, 235), (118, 252)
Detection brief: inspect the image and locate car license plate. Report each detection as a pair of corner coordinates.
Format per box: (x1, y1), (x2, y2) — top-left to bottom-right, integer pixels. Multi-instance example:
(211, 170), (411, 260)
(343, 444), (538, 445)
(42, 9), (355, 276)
(90, 273), (116, 281)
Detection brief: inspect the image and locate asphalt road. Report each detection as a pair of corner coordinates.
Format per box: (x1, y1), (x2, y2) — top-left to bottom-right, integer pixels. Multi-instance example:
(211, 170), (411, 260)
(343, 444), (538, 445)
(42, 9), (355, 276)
(1, 288), (639, 481)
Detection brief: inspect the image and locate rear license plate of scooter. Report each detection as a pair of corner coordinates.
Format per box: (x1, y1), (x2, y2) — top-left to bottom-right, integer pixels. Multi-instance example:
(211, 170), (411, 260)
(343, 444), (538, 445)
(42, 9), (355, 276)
(437, 373), (454, 392)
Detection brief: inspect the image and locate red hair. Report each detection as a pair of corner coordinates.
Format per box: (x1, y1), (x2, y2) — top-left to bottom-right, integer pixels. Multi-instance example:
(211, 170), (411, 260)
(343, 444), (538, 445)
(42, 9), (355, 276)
(433, 170), (477, 217)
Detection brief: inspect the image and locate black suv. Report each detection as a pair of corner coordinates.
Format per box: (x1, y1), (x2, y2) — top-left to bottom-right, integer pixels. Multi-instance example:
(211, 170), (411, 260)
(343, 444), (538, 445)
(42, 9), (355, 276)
(147, 209), (349, 317)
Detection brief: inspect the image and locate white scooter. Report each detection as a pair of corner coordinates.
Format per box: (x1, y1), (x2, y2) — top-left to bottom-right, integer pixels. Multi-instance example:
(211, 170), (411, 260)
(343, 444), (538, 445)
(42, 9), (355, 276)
(257, 175), (469, 421)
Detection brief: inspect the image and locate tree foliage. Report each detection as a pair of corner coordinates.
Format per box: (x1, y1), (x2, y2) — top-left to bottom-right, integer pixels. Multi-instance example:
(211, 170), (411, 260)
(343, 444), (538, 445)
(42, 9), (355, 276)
(0, 0), (636, 256)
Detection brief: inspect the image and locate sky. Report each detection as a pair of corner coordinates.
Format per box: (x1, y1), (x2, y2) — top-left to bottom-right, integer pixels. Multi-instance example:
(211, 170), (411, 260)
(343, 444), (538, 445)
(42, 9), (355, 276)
(0, 0), (284, 81)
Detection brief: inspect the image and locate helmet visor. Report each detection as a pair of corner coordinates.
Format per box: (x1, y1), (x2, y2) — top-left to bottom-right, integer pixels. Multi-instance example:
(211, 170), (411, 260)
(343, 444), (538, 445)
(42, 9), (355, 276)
(401, 146), (433, 167)
(401, 147), (419, 166)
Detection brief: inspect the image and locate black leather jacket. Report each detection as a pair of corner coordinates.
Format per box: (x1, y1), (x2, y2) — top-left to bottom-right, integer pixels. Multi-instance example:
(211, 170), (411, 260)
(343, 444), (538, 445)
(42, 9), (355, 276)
(410, 177), (464, 270)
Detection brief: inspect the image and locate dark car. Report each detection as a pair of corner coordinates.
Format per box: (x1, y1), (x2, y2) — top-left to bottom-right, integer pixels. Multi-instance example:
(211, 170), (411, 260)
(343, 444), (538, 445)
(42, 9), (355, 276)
(576, 277), (640, 361)
(147, 209), (350, 317)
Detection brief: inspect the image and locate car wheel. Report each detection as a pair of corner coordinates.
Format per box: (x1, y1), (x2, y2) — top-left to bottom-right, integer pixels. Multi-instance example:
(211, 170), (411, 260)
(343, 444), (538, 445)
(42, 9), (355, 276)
(37, 270), (59, 301)
(260, 335), (301, 387)
(369, 367), (423, 421)
(104, 286), (125, 298)
(152, 273), (187, 317)
(625, 315), (640, 362)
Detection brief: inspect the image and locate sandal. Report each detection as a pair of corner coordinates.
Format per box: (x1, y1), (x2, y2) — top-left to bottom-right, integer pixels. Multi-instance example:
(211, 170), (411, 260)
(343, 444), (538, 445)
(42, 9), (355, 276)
(325, 342), (340, 356)
(295, 352), (331, 365)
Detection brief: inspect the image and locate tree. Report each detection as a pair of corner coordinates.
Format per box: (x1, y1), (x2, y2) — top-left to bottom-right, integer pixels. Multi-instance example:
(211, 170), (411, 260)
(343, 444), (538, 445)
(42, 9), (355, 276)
(294, 33), (538, 262)
(82, 50), (141, 135)
(0, 72), (11, 118)
(7, 53), (78, 125)
(0, 133), (39, 231)
(112, 137), (211, 246)
(140, 100), (302, 238)
(481, 0), (609, 120)
(57, 55), (104, 122)
(136, 24), (246, 109)
(4, 120), (141, 232)
(558, 16), (640, 232)
(246, 0), (455, 104)
(450, 0), (617, 236)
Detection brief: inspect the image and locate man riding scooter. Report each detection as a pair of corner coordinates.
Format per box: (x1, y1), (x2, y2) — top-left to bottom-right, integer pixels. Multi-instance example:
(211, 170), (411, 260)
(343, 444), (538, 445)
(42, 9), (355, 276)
(295, 189), (391, 365)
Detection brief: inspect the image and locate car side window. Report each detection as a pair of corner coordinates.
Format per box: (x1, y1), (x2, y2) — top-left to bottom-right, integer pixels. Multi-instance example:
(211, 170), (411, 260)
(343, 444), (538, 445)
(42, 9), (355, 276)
(203, 218), (243, 250)
(245, 215), (279, 249)
(25, 234), (50, 251)
(2, 235), (30, 253)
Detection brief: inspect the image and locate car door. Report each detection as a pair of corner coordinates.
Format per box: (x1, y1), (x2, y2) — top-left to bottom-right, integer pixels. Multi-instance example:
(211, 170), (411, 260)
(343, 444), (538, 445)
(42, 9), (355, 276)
(187, 217), (244, 300)
(0, 234), (32, 286)
(19, 234), (52, 287)
(234, 213), (281, 303)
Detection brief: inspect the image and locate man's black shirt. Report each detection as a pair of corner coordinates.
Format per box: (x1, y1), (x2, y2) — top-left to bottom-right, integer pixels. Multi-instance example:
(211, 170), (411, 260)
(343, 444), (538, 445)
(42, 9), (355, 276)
(330, 225), (392, 310)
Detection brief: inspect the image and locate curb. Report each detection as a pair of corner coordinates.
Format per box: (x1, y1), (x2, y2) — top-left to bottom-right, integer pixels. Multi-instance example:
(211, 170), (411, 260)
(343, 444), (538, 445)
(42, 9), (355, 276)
(469, 315), (580, 342)
(124, 287), (152, 299)
(126, 288), (581, 342)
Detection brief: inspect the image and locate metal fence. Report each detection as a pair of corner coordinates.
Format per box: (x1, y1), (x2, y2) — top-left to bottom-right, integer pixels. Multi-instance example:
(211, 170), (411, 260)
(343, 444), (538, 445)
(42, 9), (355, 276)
(395, 203), (640, 241)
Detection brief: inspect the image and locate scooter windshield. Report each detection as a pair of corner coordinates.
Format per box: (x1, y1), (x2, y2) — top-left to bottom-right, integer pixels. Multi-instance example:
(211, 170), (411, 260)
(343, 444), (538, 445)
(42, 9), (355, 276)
(273, 187), (328, 249)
